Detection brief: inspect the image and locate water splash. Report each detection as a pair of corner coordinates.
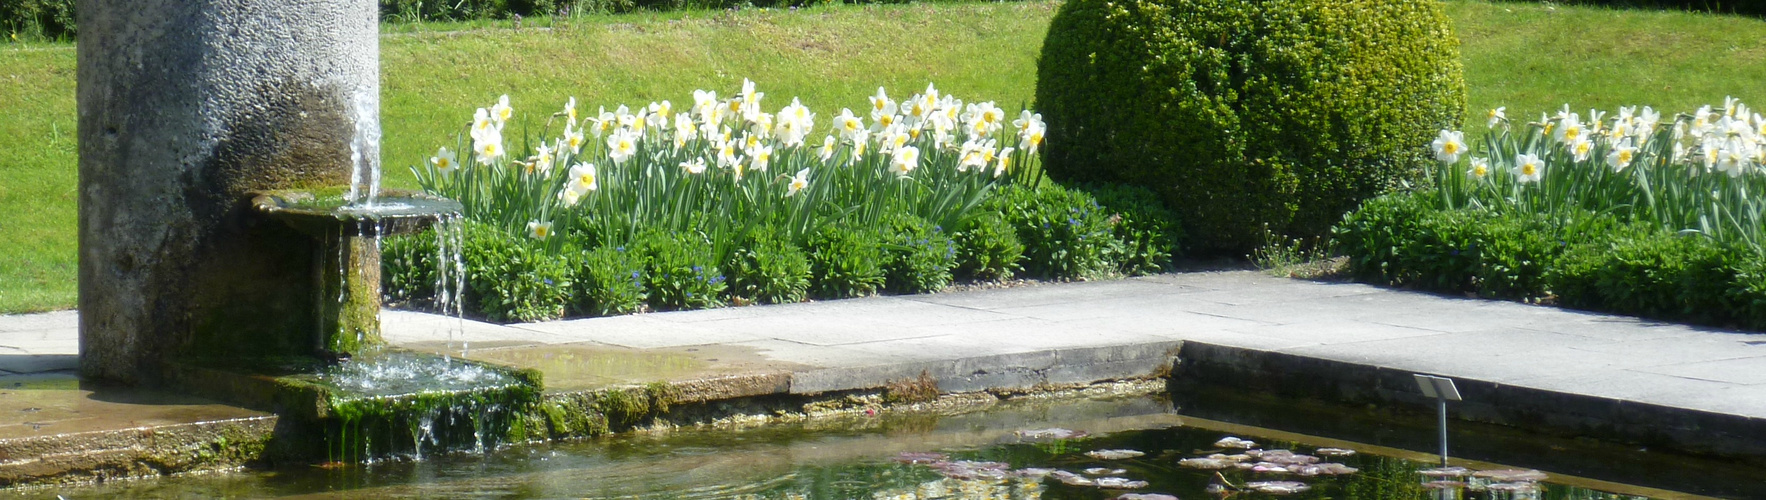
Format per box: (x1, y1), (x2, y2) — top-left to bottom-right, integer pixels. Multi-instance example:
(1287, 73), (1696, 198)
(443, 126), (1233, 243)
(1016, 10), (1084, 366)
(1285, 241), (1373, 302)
(346, 91), (382, 206)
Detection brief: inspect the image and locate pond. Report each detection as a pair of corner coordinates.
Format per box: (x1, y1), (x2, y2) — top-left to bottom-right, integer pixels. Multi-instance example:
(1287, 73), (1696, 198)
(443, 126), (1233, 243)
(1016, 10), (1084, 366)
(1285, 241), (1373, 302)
(25, 393), (1742, 499)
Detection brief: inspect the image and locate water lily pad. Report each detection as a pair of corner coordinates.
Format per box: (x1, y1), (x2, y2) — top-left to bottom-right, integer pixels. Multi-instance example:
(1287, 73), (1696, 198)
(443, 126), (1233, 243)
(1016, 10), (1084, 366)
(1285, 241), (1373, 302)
(1472, 469), (1548, 482)
(1246, 481), (1311, 495)
(1422, 480), (1467, 490)
(1087, 449), (1146, 460)
(1214, 436), (1256, 449)
(893, 452), (948, 464)
(1483, 481), (1542, 493)
(1051, 470), (1095, 486)
(1247, 449), (1318, 465)
(1084, 467), (1127, 475)
(1178, 458), (1234, 470)
(1014, 467), (1057, 479)
(1096, 477), (1150, 489)
(1017, 428), (1090, 440)
(1314, 447), (1356, 457)
(1116, 494), (1178, 500)
(1420, 466), (1472, 478)
(928, 460), (1011, 480)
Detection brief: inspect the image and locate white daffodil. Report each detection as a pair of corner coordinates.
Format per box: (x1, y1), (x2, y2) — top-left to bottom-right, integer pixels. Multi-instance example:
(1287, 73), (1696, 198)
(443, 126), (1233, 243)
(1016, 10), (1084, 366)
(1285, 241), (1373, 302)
(1701, 141), (1721, 171)
(564, 97), (578, 123)
(1692, 105), (1716, 136)
(673, 114), (698, 150)
(472, 108), (498, 140)
(693, 90), (718, 118)
(1487, 107), (1505, 128)
(430, 147), (459, 175)
(787, 168), (810, 197)
(559, 186), (582, 207)
(1020, 124), (1044, 155)
(1013, 110), (1044, 136)
(1554, 113), (1584, 144)
(994, 147), (1015, 177)
(527, 220), (552, 239)
(819, 135), (838, 162)
(849, 130), (870, 162)
(681, 157), (707, 175)
(474, 127), (504, 165)
(1431, 130), (1466, 164)
(739, 79), (765, 122)
(608, 129), (639, 165)
(890, 145), (920, 176)
(716, 140), (743, 169)
(531, 142), (555, 175)
(563, 122), (586, 154)
(1607, 143), (1637, 171)
(748, 143), (774, 172)
(1718, 139), (1749, 177)
(1570, 137), (1594, 162)
(1468, 156), (1490, 179)
(591, 107), (617, 138)
(1513, 153), (1544, 183)
(869, 87), (893, 117)
(646, 102), (670, 131)
(568, 162), (598, 192)
(958, 139), (991, 172)
(835, 108), (865, 141)
(491, 95), (514, 126)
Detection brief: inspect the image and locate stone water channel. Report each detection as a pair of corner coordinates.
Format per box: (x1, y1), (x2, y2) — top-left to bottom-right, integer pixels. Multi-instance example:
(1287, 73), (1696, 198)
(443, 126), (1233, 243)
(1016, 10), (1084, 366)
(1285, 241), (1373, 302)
(13, 389), (1760, 499)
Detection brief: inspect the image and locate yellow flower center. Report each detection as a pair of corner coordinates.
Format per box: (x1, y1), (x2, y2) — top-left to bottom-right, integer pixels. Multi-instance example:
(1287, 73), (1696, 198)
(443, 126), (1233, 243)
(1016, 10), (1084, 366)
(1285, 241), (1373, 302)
(1443, 142), (1460, 155)
(1522, 163), (1538, 176)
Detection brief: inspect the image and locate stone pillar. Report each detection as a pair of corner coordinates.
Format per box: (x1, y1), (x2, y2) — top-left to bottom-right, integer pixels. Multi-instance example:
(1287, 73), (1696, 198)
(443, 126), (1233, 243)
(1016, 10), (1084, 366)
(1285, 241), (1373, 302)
(78, 0), (379, 384)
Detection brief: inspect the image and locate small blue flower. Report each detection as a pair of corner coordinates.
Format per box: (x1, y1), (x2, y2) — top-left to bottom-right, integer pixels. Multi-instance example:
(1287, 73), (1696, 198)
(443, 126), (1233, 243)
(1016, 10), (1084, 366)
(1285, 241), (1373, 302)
(544, 278), (554, 285)
(616, 246), (626, 252)
(692, 265), (704, 274)
(631, 270), (641, 280)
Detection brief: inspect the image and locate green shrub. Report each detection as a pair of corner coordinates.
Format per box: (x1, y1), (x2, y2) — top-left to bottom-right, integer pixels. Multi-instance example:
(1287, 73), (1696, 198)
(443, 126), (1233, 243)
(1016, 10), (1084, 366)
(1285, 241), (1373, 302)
(461, 222), (573, 323)
(1730, 259), (1766, 331)
(1333, 193), (1433, 285)
(1469, 213), (1559, 300)
(953, 212), (1024, 282)
(726, 227), (812, 305)
(986, 184), (1117, 280)
(634, 231), (726, 311)
(806, 225), (887, 299)
(381, 231), (439, 306)
(1081, 183), (1183, 276)
(1, 0), (75, 41)
(571, 244), (648, 317)
(1037, 0), (1466, 254)
(1547, 224), (1737, 322)
(882, 213), (958, 294)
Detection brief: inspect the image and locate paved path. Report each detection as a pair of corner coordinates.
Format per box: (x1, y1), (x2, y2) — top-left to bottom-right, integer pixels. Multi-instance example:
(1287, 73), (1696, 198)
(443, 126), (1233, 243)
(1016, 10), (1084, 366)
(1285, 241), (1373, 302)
(6, 271), (1766, 444)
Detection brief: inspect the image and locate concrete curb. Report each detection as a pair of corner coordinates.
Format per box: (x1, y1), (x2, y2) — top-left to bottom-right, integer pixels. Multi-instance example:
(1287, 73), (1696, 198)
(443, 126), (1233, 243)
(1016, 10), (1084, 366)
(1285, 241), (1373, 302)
(1171, 341), (1766, 458)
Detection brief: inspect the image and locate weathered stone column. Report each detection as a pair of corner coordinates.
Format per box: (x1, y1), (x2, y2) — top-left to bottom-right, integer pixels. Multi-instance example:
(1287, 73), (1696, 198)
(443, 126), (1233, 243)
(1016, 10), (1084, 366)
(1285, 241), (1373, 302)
(78, 0), (379, 384)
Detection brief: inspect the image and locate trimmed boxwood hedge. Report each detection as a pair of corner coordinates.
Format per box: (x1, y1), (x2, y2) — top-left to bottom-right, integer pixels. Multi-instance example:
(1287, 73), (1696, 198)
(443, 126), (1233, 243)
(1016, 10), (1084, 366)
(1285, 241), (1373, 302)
(1036, 0), (1466, 254)
(1334, 192), (1766, 331)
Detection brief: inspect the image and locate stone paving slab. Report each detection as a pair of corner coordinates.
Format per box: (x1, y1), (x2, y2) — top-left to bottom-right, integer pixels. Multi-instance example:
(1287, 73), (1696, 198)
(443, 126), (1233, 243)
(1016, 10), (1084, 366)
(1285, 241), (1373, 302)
(6, 270), (1766, 460)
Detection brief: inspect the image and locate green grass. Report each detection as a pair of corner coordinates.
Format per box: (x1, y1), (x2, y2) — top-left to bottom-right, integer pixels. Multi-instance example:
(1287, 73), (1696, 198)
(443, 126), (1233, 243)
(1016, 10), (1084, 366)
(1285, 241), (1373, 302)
(2, 0), (1764, 313)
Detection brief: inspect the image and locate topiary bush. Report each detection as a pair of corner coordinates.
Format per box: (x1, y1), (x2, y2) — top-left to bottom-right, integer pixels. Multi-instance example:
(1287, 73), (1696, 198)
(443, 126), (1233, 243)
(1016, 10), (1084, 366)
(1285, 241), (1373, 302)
(1037, 0), (1466, 254)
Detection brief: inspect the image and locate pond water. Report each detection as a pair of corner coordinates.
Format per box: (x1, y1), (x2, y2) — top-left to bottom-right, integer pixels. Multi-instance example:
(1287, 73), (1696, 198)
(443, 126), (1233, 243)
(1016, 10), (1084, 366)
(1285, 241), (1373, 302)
(24, 394), (1734, 500)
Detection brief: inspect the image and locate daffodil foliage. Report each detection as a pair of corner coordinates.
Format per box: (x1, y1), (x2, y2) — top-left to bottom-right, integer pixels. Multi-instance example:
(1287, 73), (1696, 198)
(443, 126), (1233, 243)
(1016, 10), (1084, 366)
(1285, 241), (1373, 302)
(1430, 97), (1766, 253)
(413, 80), (1046, 255)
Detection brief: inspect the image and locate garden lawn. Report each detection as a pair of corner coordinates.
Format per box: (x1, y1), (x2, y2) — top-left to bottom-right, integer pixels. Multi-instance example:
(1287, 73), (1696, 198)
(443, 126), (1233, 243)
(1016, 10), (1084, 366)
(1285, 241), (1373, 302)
(2, 0), (1764, 313)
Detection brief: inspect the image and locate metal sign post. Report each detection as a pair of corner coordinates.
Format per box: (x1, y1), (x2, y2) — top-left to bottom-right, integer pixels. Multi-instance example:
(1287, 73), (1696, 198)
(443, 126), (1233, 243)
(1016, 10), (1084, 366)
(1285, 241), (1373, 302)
(1414, 374), (1462, 467)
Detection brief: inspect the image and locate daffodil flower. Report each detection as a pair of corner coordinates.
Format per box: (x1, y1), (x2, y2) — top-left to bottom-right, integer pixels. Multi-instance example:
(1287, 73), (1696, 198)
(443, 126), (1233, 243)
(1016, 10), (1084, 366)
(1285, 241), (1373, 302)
(564, 97), (578, 123)
(591, 107), (617, 138)
(819, 135), (837, 162)
(748, 143), (774, 172)
(994, 147), (1015, 178)
(891, 145), (920, 176)
(835, 108), (865, 140)
(532, 142), (555, 175)
(786, 168), (810, 196)
(568, 162), (598, 192)
(1487, 107), (1505, 129)
(1431, 130), (1466, 164)
(491, 95), (514, 126)
(681, 158), (707, 175)
(563, 122), (586, 154)
(559, 186), (582, 207)
(608, 129), (639, 165)
(1570, 137), (1593, 162)
(1513, 153), (1544, 183)
(430, 147), (459, 175)
(474, 127), (504, 165)
(527, 220), (552, 239)
(1468, 156), (1490, 179)
(1607, 143), (1637, 171)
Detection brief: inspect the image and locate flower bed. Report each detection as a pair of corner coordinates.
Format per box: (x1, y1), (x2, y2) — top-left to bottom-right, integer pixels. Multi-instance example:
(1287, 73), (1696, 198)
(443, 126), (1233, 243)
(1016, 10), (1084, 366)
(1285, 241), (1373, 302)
(1334, 98), (1766, 330)
(384, 82), (1181, 322)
